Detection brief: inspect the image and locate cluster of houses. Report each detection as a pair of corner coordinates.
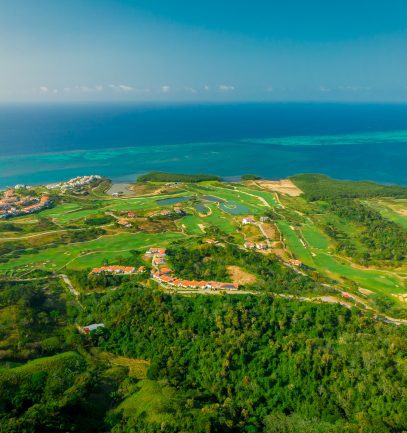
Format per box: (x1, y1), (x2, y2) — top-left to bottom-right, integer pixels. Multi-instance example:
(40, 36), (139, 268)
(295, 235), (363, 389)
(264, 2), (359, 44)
(0, 189), (51, 219)
(147, 247), (168, 266)
(204, 239), (219, 245)
(90, 265), (146, 275)
(146, 247), (167, 257)
(154, 207), (186, 218)
(117, 218), (132, 228)
(46, 175), (102, 192)
(146, 247), (239, 291)
(152, 270), (239, 291)
(244, 241), (268, 250)
(88, 244), (240, 291)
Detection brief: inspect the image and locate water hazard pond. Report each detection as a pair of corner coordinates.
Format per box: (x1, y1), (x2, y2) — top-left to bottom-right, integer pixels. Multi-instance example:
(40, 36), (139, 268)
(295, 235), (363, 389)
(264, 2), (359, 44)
(219, 201), (249, 215)
(156, 195), (249, 215)
(156, 196), (193, 206)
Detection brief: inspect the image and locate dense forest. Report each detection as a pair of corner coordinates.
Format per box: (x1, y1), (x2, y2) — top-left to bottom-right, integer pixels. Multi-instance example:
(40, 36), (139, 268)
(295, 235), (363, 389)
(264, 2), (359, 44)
(291, 174), (407, 201)
(167, 242), (330, 296)
(137, 172), (221, 183)
(87, 288), (406, 433)
(1, 279), (406, 432)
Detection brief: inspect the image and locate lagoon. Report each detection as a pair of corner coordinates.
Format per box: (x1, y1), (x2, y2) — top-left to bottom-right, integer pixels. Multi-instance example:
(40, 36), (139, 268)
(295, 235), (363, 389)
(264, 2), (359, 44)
(1, 103), (407, 187)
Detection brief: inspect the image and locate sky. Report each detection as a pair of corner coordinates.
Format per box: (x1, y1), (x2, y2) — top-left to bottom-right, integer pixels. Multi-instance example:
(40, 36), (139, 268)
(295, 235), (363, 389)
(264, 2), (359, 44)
(1, 0), (407, 102)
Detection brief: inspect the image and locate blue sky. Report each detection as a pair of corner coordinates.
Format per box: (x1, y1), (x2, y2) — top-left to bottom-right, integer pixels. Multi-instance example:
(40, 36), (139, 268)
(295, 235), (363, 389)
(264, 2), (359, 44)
(1, 0), (407, 102)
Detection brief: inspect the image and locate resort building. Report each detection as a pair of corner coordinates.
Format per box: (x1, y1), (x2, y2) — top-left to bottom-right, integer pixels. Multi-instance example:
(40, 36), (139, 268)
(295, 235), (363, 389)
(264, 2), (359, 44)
(82, 323), (105, 335)
(91, 266), (136, 275)
(242, 216), (256, 225)
(146, 247), (167, 256)
(117, 219), (131, 227)
(152, 271), (239, 291)
(256, 243), (268, 250)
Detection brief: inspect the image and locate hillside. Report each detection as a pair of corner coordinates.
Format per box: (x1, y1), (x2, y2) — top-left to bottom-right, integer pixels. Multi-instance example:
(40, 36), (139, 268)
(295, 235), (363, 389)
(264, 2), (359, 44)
(0, 174), (406, 432)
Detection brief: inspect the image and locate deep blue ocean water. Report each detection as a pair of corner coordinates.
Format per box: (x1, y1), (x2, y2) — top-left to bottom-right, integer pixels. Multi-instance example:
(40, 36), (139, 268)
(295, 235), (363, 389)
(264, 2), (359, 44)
(0, 103), (406, 187)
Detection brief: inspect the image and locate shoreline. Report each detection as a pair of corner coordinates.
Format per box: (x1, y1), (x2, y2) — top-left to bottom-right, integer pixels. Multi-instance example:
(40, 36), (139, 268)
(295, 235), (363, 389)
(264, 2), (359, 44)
(1, 171), (407, 191)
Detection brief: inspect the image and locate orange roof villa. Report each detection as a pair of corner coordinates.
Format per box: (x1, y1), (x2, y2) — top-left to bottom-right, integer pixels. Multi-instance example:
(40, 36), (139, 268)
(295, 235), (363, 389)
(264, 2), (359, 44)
(91, 266), (135, 275)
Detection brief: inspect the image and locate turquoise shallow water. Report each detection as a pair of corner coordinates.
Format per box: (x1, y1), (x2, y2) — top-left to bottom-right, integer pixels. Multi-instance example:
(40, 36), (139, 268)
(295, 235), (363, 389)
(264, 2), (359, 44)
(0, 103), (407, 187)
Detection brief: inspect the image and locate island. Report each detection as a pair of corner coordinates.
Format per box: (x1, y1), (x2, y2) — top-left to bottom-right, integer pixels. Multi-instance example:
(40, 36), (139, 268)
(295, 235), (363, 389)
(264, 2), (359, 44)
(0, 172), (406, 433)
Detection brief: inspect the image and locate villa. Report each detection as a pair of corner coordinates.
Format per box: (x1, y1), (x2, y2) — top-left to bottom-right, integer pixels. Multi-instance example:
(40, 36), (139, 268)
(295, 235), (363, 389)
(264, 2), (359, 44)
(152, 271), (239, 291)
(256, 243), (268, 250)
(91, 266), (135, 275)
(117, 219), (131, 227)
(82, 323), (105, 335)
(146, 247), (167, 256)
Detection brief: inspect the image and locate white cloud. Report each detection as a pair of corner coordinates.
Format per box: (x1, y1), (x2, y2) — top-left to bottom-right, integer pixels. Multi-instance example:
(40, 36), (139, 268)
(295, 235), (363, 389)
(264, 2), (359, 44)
(218, 84), (235, 92)
(75, 85), (92, 93)
(108, 84), (134, 92)
(319, 86), (331, 92)
(184, 86), (197, 94)
(118, 84), (133, 92)
(39, 86), (49, 93)
(160, 85), (171, 93)
(203, 85), (210, 91)
(266, 86), (273, 92)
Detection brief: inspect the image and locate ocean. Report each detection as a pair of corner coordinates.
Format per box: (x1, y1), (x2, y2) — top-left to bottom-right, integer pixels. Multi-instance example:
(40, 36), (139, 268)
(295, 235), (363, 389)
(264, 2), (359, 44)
(0, 102), (407, 188)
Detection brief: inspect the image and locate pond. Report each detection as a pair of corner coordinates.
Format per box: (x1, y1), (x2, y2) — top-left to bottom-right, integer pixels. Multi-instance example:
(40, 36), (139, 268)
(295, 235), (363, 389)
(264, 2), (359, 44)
(156, 196), (193, 206)
(201, 195), (226, 203)
(194, 203), (209, 214)
(219, 201), (250, 215)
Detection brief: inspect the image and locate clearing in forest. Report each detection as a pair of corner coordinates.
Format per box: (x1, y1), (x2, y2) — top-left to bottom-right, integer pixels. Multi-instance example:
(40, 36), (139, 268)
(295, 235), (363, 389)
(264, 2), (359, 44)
(254, 179), (303, 196)
(227, 265), (257, 285)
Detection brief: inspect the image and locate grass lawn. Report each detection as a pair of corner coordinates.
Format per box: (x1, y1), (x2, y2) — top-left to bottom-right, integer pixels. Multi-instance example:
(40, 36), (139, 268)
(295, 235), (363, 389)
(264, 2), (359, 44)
(203, 205), (236, 234)
(1, 231), (186, 273)
(118, 379), (178, 425)
(276, 221), (314, 265)
(301, 225), (330, 250)
(313, 253), (405, 296)
(234, 186), (279, 207)
(178, 215), (205, 235)
(365, 199), (407, 229)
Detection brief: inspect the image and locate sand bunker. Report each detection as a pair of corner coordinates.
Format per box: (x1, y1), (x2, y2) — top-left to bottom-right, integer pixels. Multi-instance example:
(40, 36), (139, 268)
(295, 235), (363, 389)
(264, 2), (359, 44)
(394, 293), (407, 303)
(256, 179), (303, 196)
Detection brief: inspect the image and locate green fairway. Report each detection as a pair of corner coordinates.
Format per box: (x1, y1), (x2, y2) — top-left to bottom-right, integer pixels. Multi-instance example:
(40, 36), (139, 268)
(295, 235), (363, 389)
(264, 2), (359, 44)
(276, 221), (314, 265)
(1, 179), (405, 315)
(1, 231), (186, 273)
(277, 219), (405, 301)
(203, 205), (236, 233)
(301, 225), (330, 250)
(366, 199), (407, 229)
(178, 215), (205, 235)
(313, 253), (405, 295)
